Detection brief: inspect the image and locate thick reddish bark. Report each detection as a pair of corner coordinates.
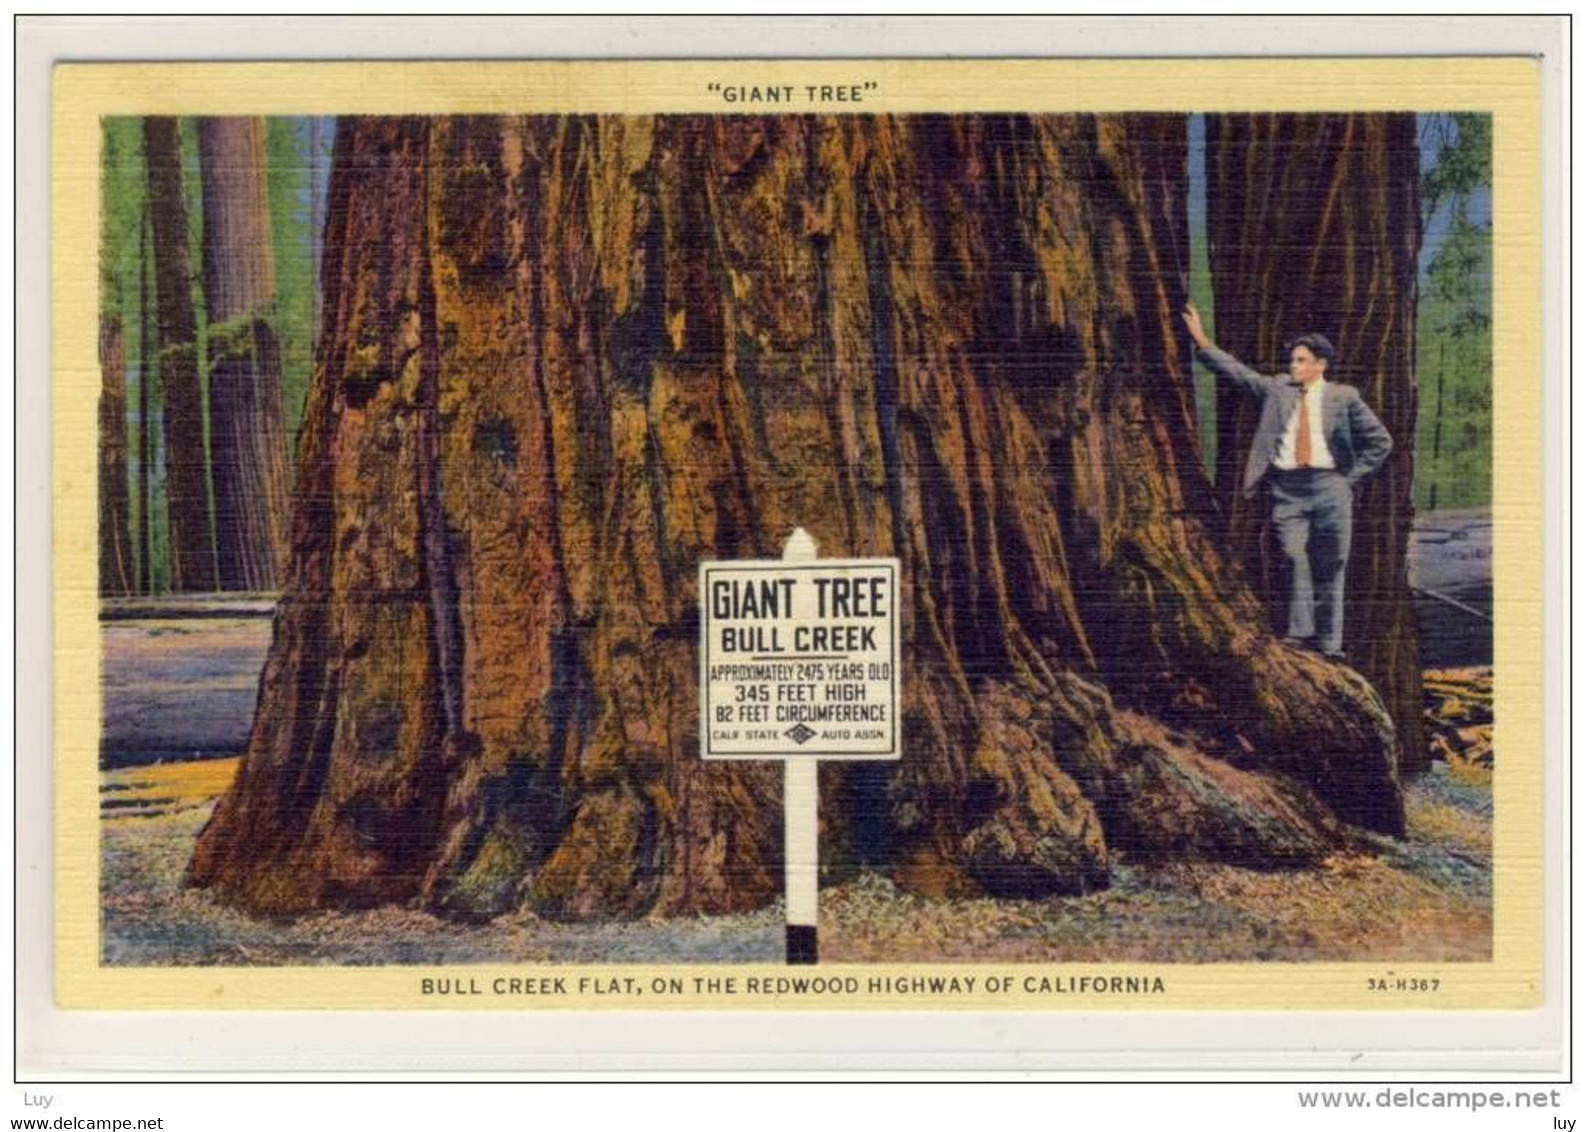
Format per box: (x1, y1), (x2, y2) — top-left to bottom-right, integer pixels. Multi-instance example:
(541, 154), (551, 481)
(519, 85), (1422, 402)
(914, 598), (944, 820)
(198, 117), (292, 591)
(191, 114), (1403, 921)
(1206, 113), (1427, 771)
(98, 318), (134, 596)
(144, 117), (215, 592)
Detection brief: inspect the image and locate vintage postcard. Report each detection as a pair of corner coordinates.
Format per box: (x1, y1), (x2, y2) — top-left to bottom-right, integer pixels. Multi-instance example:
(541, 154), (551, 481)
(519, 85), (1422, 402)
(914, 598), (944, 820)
(48, 46), (1548, 1028)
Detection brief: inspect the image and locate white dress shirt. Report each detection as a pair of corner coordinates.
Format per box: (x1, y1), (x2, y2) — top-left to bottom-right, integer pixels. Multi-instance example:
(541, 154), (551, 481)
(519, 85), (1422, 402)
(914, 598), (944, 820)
(1271, 379), (1335, 470)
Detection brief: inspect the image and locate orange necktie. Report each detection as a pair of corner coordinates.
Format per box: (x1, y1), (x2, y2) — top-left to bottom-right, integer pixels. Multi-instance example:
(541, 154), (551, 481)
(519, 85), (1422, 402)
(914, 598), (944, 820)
(1296, 389), (1313, 468)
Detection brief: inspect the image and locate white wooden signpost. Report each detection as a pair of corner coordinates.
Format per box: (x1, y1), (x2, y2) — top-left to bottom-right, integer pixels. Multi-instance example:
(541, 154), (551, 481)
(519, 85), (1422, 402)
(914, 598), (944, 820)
(699, 529), (901, 964)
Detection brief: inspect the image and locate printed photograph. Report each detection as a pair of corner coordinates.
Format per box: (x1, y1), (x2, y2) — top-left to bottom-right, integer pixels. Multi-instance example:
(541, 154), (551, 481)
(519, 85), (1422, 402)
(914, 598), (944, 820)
(95, 111), (1493, 967)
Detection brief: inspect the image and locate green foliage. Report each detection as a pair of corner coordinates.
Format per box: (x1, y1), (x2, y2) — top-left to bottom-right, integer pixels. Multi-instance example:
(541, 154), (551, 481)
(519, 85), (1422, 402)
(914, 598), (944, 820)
(99, 120), (144, 317)
(1186, 117), (1217, 475)
(267, 118), (318, 444)
(1420, 113), (1492, 226)
(1416, 114), (1493, 512)
(1415, 220), (1492, 511)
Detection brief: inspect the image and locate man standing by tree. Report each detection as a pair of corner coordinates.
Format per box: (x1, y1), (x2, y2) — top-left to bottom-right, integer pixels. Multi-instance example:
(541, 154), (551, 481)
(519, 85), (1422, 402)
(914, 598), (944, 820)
(1182, 302), (1393, 661)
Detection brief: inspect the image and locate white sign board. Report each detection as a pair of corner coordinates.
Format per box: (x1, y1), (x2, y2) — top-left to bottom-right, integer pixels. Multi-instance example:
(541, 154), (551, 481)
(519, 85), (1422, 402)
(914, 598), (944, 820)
(699, 558), (901, 760)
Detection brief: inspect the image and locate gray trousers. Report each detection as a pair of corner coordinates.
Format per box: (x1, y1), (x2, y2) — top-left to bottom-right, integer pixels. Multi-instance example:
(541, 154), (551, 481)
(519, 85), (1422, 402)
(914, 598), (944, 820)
(1267, 469), (1352, 654)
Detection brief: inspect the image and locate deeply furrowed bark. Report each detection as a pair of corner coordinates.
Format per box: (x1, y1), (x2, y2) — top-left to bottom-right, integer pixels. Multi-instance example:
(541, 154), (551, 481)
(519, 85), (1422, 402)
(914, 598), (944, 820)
(191, 114), (1403, 920)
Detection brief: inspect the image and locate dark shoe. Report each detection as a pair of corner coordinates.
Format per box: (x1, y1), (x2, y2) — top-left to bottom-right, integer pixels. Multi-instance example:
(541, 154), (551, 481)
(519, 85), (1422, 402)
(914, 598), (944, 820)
(1321, 649), (1349, 662)
(1281, 636), (1315, 649)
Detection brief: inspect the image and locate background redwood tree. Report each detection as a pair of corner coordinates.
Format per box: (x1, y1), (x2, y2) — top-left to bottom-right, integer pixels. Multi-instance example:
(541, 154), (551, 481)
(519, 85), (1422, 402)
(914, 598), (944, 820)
(1205, 113), (1426, 771)
(97, 121), (137, 596)
(97, 318), (133, 596)
(144, 117), (215, 592)
(199, 117), (293, 591)
(191, 114), (1405, 921)
(137, 214), (155, 592)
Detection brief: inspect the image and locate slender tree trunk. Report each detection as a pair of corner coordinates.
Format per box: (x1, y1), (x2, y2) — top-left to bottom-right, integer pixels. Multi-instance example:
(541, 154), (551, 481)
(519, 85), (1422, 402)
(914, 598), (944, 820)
(138, 212), (155, 593)
(310, 117), (325, 342)
(192, 114), (1403, 921)
(98, 317), (134, 596)
(1206, 113), (1427, 773)
(144, 117), (215, 592)
(198, 117), (292, 591)
(1428, 339), (1446, 511)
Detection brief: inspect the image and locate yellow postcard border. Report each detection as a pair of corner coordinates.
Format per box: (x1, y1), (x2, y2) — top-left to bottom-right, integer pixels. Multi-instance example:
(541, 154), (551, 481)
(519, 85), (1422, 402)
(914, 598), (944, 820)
(52, 57), (1544, 1011)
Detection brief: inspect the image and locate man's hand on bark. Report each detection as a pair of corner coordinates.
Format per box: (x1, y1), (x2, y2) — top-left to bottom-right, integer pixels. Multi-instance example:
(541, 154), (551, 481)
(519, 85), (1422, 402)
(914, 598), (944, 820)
(1182, 302), (1213, 351)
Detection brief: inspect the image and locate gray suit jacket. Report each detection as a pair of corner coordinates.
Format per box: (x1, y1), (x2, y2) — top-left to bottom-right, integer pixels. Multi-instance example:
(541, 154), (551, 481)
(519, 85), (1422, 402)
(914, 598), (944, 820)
(1197, 345), (1393, 497)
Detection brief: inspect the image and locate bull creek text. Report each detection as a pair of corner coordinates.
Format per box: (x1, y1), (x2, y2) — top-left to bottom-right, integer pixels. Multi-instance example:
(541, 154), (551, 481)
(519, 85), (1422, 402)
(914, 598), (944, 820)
(420, 974), (1167, 997)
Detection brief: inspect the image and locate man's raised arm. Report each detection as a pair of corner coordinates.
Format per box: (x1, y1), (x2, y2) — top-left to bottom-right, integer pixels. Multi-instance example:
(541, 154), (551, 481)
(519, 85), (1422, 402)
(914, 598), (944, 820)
(1181, 302), (1273, 399)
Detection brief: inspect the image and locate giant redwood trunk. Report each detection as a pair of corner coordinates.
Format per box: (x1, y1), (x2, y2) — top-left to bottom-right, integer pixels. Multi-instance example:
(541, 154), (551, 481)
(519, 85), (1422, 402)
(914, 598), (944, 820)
(1206, 114), (1427, 771)
(190, 115), (1404, 921)
(98, 317), (133, 596)
(198, 117), (292, 591)
(144, 118), (215, 592)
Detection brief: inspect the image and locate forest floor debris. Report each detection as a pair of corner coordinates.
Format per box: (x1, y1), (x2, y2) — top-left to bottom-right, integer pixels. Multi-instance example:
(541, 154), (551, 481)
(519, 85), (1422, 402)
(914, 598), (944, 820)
(102, 720), (1491, 966)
